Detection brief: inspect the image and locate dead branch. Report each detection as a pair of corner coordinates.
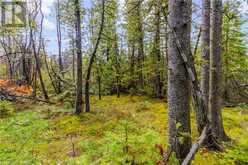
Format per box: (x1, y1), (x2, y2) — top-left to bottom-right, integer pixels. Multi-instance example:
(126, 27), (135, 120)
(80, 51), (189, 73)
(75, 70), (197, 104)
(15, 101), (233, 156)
(181, 126), (208, 165)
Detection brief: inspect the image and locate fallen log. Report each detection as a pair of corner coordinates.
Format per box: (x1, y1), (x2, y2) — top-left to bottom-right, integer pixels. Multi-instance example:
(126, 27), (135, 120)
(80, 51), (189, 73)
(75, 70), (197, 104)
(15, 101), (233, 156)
(0, 88), (16, 101)
(0, 88), (53, 104)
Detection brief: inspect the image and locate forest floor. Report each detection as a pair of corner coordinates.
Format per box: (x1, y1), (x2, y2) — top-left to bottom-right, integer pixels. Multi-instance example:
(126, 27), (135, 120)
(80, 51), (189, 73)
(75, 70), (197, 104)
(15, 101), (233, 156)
(0, 95), (248, 165)
(0, 79), (32, 95)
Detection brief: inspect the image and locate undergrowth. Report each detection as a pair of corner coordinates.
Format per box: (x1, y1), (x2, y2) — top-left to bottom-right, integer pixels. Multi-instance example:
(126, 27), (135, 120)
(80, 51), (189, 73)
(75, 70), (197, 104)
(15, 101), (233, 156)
(0, 95), (247, 164)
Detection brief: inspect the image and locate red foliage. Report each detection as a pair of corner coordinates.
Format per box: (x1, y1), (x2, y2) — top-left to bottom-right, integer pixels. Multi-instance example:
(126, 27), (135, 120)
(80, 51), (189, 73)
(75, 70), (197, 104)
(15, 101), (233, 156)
(0, 79), (32, 95)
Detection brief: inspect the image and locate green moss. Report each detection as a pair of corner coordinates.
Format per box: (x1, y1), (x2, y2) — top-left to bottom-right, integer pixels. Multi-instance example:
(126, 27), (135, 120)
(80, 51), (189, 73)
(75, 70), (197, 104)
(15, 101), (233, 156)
(0, 96), (248, 164)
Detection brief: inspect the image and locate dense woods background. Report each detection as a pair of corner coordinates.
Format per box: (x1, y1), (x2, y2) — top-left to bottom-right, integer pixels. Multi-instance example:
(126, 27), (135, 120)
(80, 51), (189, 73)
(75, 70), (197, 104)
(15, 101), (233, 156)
(0, 0), (248, 164)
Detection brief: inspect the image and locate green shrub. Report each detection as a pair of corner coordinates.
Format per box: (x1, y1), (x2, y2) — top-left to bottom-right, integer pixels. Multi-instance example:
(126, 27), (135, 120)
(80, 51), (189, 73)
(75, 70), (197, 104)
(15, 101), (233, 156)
(0, 101), (14, 117)
(238, 103), (248, 111)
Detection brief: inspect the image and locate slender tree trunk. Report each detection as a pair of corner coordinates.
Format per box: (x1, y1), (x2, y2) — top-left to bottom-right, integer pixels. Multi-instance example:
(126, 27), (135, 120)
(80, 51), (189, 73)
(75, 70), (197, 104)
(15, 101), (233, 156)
(42, 41), (58, 94)
(7, 37), (13, 80)
(114, 35), (120, 98)
(56, 0), (63, 93)
(200, 0), (210, 133)
(31, 36), (49, 101)
(74, 0), (83, 115)
(32, 68), (37, 99)
(168, 0), (192, 163)
(72, 37), (76, 82)
(85, 0), (105, 112)
(30, 2), (49, 101)
(224, 25), (230, 102)
(6, 55), (13, 79)
(129, 44), (135, 90)
(137, 3), (144, 88)
(154, 0), (162, 98)
(209, 0), (229, 141)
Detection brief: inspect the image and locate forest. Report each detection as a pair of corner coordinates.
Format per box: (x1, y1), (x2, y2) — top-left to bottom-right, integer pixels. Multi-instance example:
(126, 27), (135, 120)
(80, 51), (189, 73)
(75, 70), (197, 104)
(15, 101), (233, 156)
(0, 0), (248, 164)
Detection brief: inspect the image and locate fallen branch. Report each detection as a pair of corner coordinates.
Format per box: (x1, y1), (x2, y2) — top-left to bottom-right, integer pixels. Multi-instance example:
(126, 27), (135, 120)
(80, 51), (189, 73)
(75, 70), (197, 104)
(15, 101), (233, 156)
(181, 125), (223, 165)
(181, 126), (208, 165)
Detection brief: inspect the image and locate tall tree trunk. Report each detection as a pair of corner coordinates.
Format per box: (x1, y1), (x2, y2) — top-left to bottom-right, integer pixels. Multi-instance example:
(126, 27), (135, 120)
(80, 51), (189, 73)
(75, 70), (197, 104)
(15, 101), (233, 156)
(224, 24), (230, 102)
(74, 0), (83, 115)
(154, 0), (162, 98)
(30, 1), (49, 101)
(32, 40), (49, 100)
(167, 0), (192, 162)
(114, 35), (120, 98)
(129, 44), (135, 90)
(85, 0), (105, 112)
(200, 0), (210, 133)
(137, 3), (144, 88)
(209, 0), (229, 141)
(56, 0), (63, 93)
(32, 68), (37, 99)
(72, 37), (76, 82)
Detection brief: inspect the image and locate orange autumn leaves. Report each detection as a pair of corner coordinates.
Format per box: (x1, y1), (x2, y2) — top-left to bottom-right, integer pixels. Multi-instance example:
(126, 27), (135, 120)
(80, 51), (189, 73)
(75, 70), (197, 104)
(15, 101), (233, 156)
(0, 79), (32, 95)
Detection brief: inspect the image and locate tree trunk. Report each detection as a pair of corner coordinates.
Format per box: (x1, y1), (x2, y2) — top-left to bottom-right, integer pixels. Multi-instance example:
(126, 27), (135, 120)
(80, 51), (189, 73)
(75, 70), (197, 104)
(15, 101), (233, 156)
(32, 68), (37, 99)
(42, 41), (58, 94)
(56, 0), (63, 93)
(72, 37), (76, 82)
(224, 23), (230, 102)
(85, 0), (105, 112)
(30, 2), (49, 101)
(154, 0), (162, 98)
(6, 55), (13, 80)
(114, 35), (120, 98)
(137, 3), (144, 88)
(74, 0), (83, 115)
(209, 0), (229, 141)
(167, 0), (192, 163)
(129, 44), (135, 90)
(200, 0), (210, 133)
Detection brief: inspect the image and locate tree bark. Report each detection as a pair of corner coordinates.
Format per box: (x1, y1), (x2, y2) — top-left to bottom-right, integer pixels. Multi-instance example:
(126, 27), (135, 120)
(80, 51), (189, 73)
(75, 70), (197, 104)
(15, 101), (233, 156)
(56, 0), (63, 93)
(209, 0), (229, 141)
(72, 37), (76, 82)
(154, 0), (162, 98)
(74, 0), (83, 115)
(137, 2), (144, 88)
(129, 44), (135, 90)
(167, 0), (192, 163)
(114, 35), (120, 98)
(200, 0), (210, 134)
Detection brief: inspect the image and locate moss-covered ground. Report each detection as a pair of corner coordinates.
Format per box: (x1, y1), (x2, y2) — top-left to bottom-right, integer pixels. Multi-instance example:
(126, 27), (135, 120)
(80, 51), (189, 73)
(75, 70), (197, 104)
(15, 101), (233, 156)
(0, 95), (248, 164)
